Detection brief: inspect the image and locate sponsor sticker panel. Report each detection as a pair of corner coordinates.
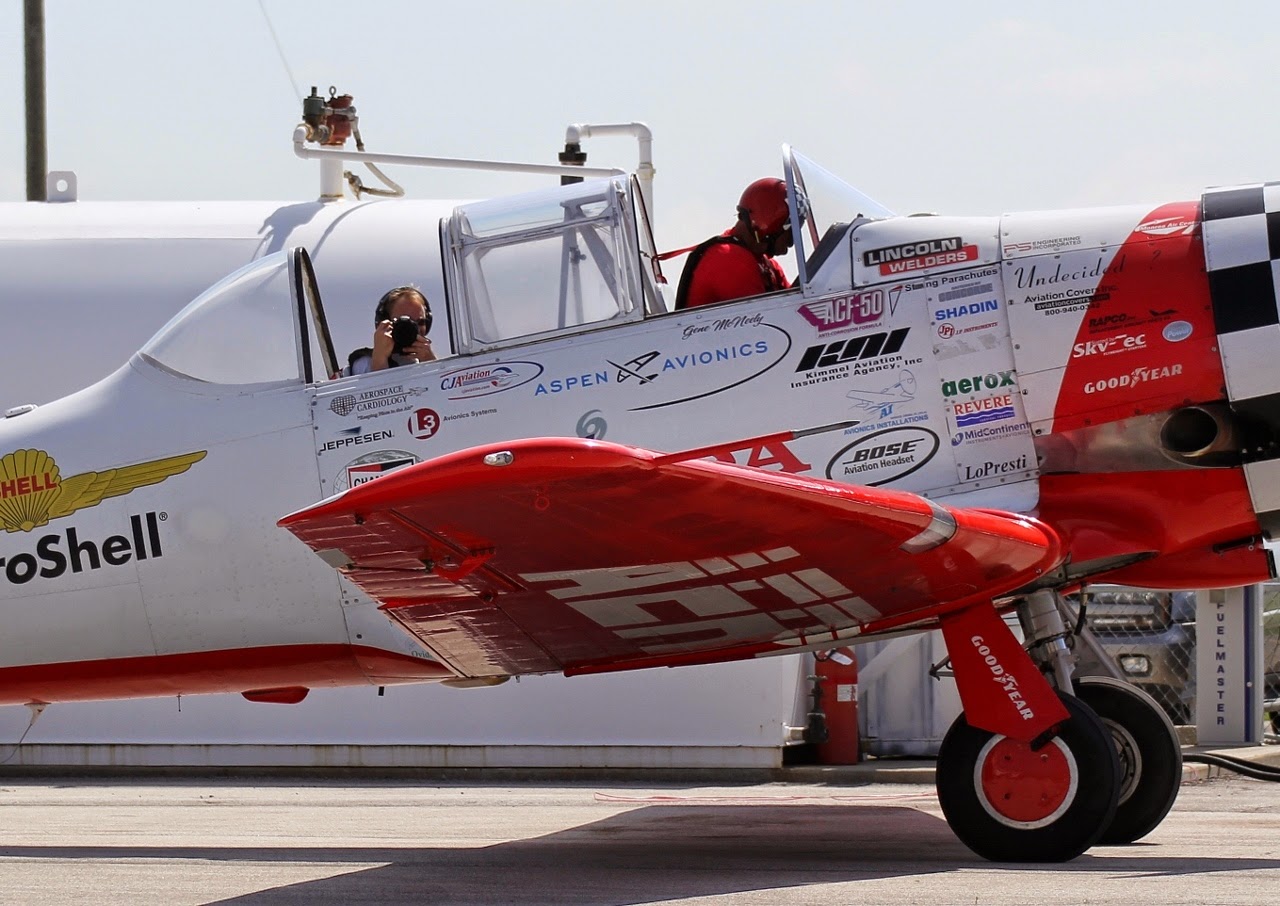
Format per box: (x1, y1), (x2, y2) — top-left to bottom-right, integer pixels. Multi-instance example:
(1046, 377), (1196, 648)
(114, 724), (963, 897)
(851, 217), (1000, 286)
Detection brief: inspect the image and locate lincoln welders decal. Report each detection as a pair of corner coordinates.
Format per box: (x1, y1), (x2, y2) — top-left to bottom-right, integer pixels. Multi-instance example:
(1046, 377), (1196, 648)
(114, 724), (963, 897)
(0, 448), (206, 533)
(825, 427), (939, 485)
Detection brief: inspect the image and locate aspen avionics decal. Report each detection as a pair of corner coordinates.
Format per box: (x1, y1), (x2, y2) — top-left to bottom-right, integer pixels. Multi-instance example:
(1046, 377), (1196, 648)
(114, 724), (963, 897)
(0, 448), (206, 533)
(863, 237), (979, 276)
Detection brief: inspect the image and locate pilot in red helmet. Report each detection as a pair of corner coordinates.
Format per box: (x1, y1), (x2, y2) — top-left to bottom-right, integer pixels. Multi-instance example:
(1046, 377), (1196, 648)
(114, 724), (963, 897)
(675, 177), (793, 310)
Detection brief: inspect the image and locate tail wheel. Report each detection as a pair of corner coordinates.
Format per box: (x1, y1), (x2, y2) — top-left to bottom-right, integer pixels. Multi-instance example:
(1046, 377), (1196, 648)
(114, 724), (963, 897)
(1075, 676), (1182, 844)
(937, 691), (1120, 862)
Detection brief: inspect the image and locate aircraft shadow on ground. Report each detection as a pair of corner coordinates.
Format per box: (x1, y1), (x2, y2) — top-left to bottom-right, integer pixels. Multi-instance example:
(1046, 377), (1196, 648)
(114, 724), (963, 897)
(3, 802), (1277, 905)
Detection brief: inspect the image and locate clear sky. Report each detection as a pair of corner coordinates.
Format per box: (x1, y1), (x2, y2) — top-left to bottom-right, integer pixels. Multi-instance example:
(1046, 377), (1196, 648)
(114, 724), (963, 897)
(3, 1), (1280, 250)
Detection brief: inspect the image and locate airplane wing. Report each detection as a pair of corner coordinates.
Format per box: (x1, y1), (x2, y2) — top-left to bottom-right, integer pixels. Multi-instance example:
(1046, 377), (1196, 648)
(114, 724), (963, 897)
(279, 438), (1061, 680)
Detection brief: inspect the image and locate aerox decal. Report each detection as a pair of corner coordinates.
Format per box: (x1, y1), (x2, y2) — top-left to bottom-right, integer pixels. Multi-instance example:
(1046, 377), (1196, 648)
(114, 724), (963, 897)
(0, 448), (206, 533)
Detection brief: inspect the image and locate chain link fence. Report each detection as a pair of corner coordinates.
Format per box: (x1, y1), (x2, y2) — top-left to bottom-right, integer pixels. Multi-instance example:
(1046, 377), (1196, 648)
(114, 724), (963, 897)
(1075, 588), (1198, 725)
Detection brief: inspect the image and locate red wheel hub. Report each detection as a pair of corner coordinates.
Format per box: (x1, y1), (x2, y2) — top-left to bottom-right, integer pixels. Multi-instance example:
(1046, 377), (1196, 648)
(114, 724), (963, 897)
(978, 736), (1075, 826)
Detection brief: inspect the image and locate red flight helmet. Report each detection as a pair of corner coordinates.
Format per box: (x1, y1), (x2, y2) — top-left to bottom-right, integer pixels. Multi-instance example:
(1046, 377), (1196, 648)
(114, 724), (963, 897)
(737, 177), (790, 238)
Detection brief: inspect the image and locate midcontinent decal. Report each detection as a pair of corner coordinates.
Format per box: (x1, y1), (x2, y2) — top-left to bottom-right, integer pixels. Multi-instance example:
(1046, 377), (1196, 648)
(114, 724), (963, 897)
(0, 448), (206, 533)
(825, 427), (939, 485)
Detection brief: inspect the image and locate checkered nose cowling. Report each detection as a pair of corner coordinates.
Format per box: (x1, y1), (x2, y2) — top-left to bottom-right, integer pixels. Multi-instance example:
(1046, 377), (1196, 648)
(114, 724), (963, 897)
(1203, 183), (1280, 536)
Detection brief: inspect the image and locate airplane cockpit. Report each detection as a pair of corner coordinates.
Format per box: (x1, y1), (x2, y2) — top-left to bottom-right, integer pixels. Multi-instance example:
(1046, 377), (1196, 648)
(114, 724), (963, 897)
(133, 147), (893, 390)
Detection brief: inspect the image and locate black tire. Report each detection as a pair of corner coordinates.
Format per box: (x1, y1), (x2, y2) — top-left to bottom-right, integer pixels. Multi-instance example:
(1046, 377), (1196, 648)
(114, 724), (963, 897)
(936, 691), (1120, 862)
(1076, 676), (1182, 844)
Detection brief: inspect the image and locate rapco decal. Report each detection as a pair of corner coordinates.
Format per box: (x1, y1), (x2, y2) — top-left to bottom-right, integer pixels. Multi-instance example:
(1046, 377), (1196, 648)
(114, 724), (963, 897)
(0, 448), (206, 534)
(798, 289), (892, 335)
(825, 427), (939, 485)
(319, 428), (393, 454)
(333, 450), (418, 492)
(1082, 364), (1184, 395)
(1085, 307), (1176, 334)
(1071, 333), (1147, 358)
(863, 238), (979, 276)
(0, 511), (166, 586)
(439, 362), (543, 400)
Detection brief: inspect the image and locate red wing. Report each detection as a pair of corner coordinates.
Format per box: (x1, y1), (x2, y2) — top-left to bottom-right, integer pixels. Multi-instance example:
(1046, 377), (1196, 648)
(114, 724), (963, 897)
(280, 438), (1061, 679)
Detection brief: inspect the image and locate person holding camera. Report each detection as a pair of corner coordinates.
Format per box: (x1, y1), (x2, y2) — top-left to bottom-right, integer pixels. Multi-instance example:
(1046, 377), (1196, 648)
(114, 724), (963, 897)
(342, 286), (438, 376)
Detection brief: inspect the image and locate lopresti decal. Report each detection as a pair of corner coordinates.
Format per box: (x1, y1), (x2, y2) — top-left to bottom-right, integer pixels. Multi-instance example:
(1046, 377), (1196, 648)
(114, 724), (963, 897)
(0, 448), (206, 533)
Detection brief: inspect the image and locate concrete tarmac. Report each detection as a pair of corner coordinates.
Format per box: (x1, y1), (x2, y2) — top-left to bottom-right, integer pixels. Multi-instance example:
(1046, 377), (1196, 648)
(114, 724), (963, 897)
(0, 766), (1278, 905)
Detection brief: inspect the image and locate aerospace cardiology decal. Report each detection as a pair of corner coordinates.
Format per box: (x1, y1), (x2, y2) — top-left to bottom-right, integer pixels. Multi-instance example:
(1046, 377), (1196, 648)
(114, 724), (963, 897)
(328, 384), (429, 420)
(0, 448), (206, 533)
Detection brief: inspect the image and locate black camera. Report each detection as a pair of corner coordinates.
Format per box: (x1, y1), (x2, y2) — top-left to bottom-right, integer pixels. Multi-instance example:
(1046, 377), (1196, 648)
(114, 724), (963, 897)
(391, 316), (420, 352)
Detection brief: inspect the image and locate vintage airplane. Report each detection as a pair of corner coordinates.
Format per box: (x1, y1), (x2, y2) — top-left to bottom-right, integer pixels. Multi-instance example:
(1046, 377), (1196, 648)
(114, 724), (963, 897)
(2, 103), (1278, 862)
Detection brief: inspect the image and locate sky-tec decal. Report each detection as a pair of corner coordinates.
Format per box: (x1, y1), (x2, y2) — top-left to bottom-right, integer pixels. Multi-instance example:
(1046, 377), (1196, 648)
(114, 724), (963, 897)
(0, 448), (206, 533)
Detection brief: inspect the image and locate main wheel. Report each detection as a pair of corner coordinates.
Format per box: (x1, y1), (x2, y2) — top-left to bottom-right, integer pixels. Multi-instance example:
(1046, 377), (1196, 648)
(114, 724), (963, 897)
(1075, 676), (1181, 844)
(936, 691), (1120, 862)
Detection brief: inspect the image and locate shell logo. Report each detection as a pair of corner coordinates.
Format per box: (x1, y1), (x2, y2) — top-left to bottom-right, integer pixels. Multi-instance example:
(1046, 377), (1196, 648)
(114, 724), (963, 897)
(0, 449), (206, 533)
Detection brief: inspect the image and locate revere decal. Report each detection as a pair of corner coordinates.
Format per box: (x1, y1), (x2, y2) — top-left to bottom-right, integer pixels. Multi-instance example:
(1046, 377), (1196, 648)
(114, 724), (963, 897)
(0, 448), (206, 533)
(863, 238), (979, 276)
(439, 362), (543, 400)
(952, 393), (1017, 428)
(825, 427), (939, 485)
(332, 450), (418, 492)
(0, 511), (166, 586)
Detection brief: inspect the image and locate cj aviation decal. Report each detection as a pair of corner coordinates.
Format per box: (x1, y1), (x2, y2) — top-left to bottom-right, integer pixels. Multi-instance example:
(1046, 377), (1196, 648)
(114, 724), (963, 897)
(0, 448), (206, 585)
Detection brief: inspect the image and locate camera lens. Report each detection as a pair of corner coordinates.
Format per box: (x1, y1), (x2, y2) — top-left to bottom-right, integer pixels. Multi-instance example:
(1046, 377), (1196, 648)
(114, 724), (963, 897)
(391, 316), (419, 351)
